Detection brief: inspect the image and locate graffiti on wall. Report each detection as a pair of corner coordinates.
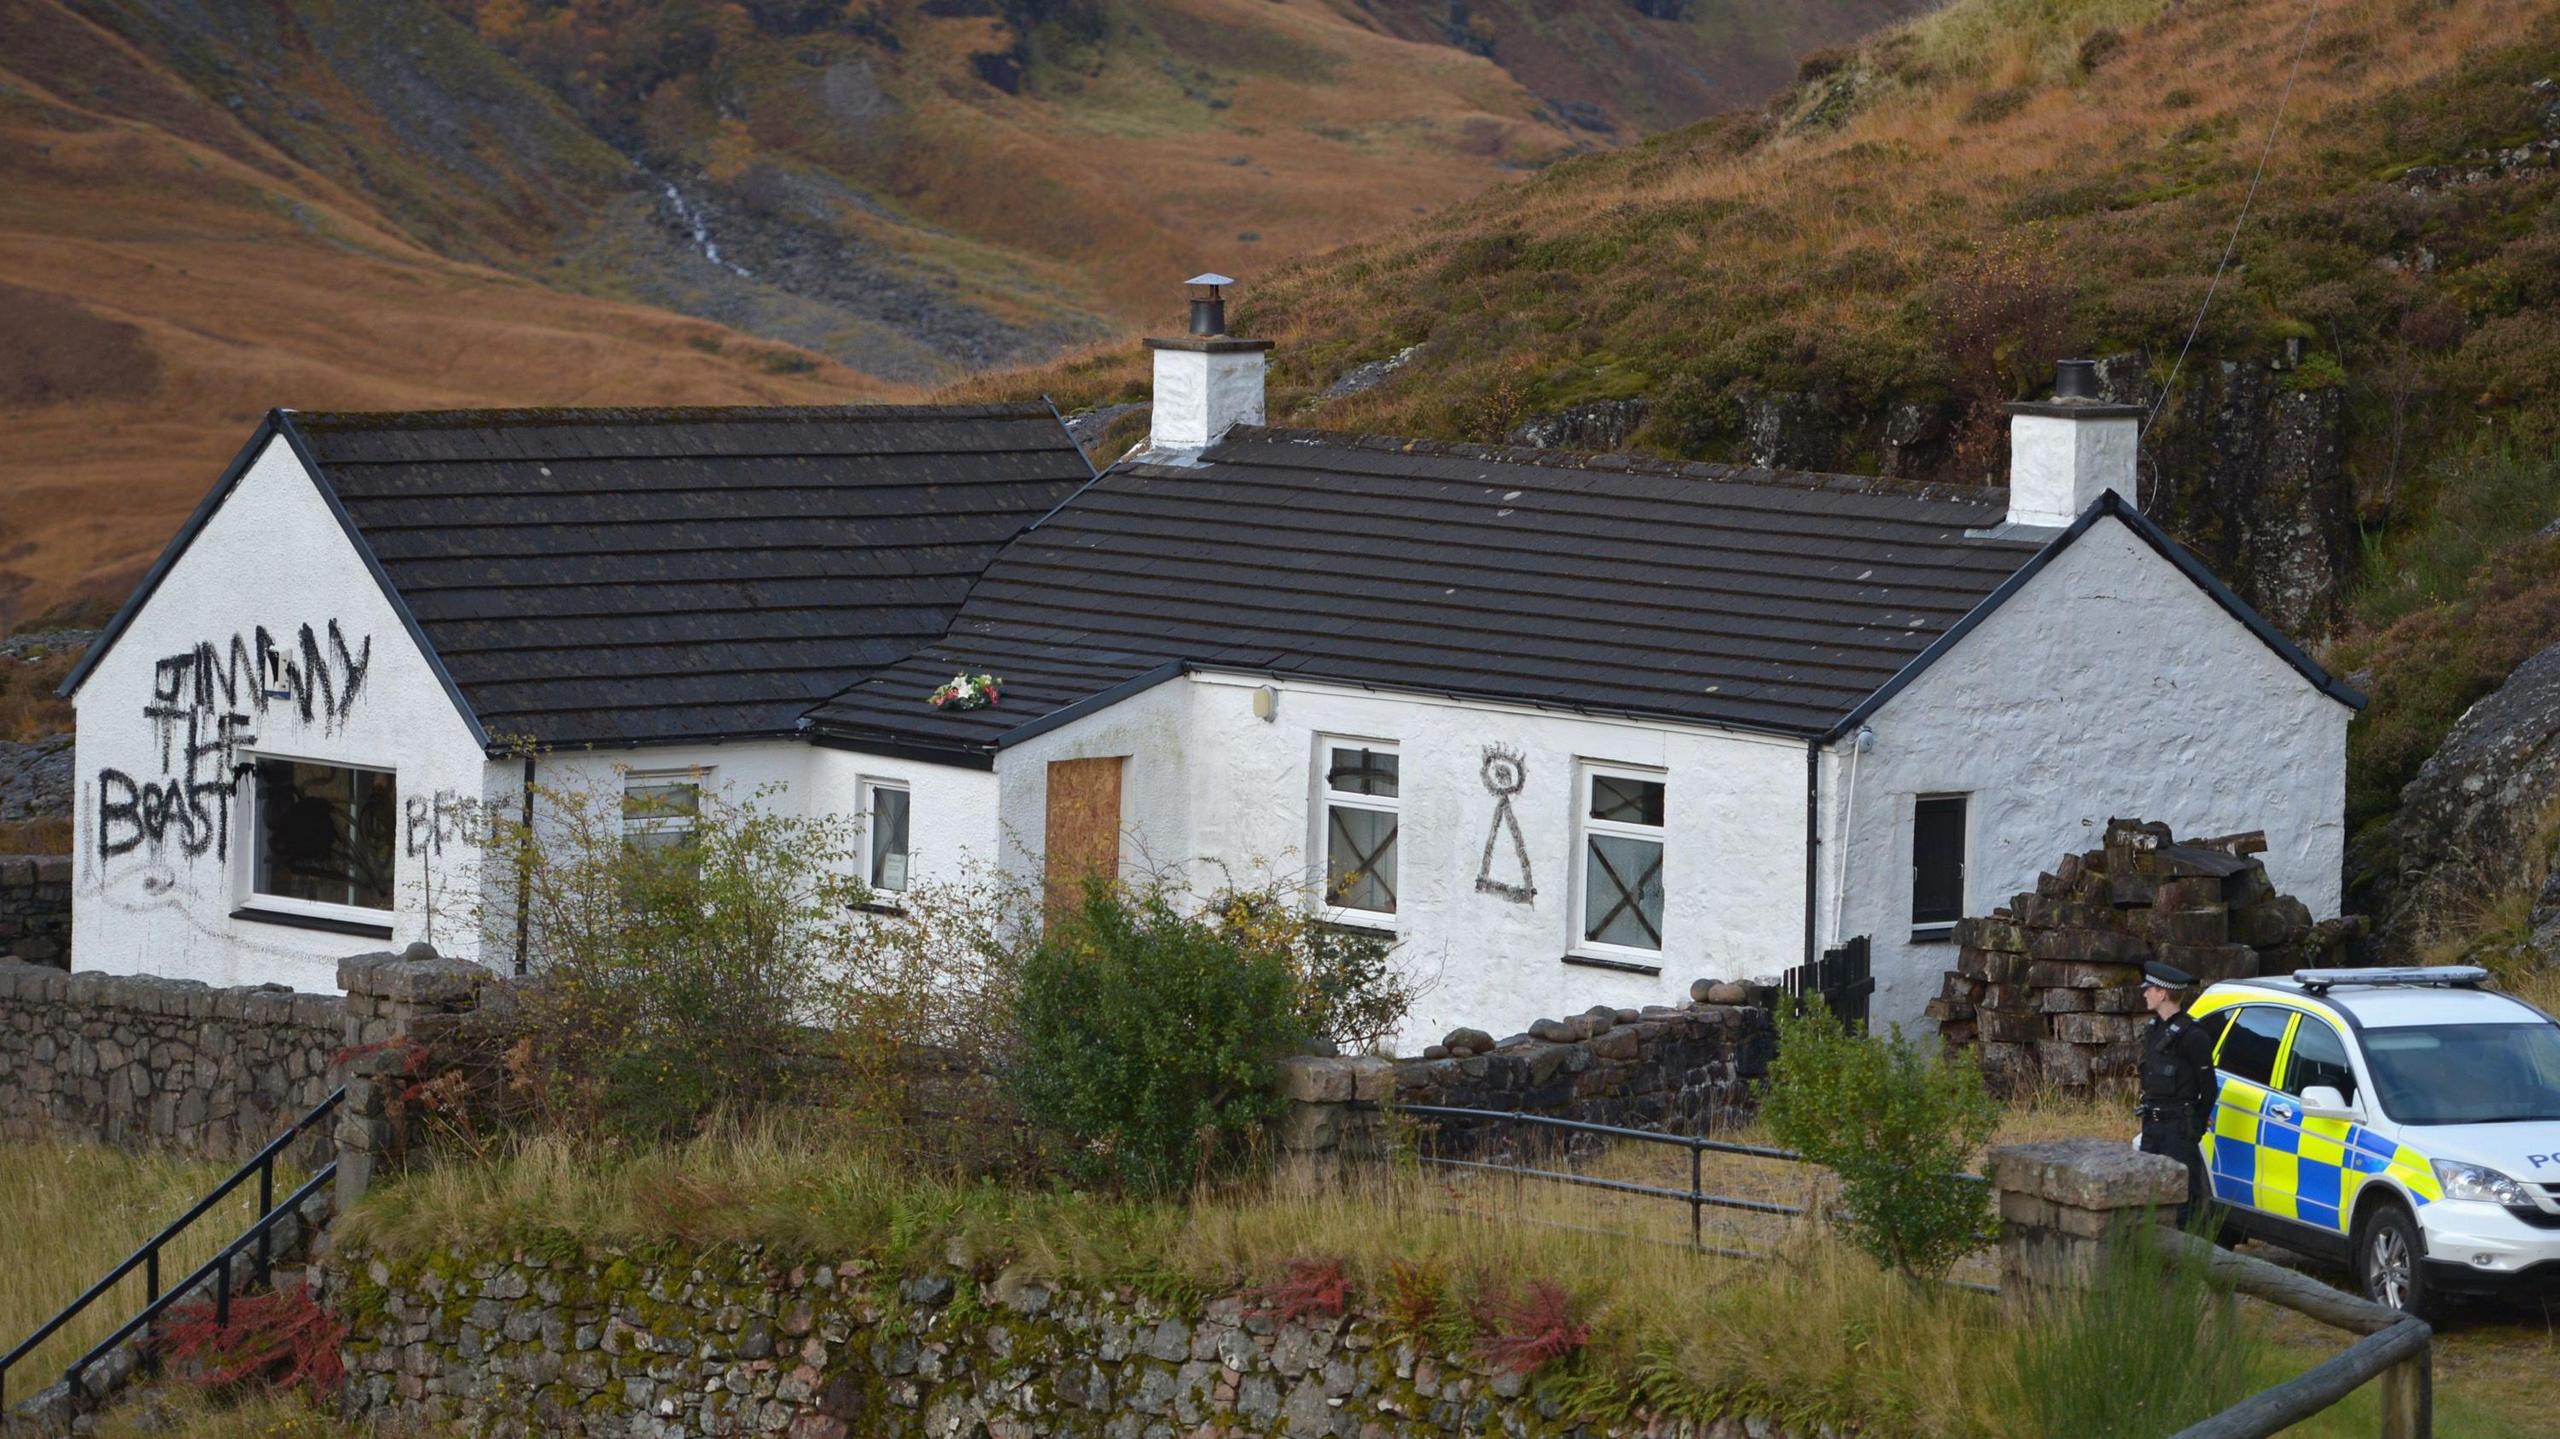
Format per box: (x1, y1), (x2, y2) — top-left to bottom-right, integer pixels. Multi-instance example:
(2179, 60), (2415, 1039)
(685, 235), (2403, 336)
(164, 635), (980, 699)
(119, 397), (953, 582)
(1473, 744), (1536, 904)
(95, 622), (373, 862)
(404, 789), (488, 859)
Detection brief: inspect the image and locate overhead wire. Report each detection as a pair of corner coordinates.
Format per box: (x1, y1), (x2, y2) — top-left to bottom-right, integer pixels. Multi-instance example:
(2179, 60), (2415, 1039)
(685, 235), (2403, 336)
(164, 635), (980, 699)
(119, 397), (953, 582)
(2137, 0), (2329, 504)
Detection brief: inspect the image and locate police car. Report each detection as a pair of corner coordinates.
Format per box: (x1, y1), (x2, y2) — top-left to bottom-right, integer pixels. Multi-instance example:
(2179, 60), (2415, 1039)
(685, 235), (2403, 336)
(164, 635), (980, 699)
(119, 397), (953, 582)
(2188, 966), (2560, 1316)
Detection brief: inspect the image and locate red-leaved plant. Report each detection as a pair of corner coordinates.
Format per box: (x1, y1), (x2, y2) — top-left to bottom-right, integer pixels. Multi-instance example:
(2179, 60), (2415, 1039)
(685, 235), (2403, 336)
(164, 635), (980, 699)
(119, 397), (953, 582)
(1245, 1258), (1351, 1324)
(1472, 1279), (1589, 1376)
(153, 1289), (347, 1401)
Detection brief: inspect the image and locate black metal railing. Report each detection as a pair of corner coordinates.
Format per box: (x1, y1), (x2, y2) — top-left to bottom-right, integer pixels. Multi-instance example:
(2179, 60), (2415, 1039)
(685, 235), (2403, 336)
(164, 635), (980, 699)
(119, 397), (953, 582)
(1362, 1100), (1993, 1288)
(0, 1085), (343, 1410)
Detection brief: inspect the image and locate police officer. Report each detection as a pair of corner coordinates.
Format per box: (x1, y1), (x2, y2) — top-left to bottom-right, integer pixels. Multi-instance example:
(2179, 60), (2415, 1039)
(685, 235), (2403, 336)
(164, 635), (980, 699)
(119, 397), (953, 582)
(2136, 959), (2219, 1228)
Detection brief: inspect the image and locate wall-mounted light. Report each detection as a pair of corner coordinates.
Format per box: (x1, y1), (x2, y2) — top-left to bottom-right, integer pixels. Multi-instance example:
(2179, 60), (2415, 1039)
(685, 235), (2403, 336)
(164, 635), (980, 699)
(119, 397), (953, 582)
(1251, 685), (1278, 722)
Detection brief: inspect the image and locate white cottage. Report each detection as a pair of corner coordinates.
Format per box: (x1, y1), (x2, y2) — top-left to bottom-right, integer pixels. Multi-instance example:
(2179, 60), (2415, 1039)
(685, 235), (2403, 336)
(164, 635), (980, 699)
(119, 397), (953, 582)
(64, 295), (2360, 1048)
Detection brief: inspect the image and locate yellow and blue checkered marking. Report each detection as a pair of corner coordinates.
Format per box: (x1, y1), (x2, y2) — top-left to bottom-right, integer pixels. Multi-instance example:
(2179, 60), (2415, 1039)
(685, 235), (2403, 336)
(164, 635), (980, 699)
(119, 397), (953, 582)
(2204, 1081), (2436, 1233)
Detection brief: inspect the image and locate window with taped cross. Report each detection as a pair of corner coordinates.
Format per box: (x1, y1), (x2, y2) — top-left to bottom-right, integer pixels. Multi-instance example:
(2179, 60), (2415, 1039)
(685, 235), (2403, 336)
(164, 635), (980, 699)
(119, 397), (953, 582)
(1321, 742), (1399, 920)
(1578, 766), (1666, 954)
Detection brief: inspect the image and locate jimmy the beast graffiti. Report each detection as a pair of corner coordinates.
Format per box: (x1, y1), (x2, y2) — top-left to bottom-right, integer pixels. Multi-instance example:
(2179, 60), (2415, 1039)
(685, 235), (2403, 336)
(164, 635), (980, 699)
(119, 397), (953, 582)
(96, 622), (372, 861)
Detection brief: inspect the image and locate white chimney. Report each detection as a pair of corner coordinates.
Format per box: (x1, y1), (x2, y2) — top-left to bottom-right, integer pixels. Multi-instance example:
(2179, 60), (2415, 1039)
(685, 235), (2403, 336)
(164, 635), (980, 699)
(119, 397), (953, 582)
(1144, 274), (1271, 455)
(2004, 359), (2142, 528)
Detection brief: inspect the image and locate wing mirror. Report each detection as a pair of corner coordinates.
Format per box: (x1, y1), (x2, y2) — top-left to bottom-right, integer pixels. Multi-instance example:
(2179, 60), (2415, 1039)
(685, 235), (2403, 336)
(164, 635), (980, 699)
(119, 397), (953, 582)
(2299, 1085), (2360, 1121)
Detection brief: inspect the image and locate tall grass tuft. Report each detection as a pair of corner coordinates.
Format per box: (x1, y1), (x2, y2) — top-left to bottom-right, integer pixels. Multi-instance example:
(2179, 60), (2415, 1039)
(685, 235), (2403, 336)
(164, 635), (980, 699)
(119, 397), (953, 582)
(0, 1142), (280, 1391)
(2010, 1216), (2266, 1437)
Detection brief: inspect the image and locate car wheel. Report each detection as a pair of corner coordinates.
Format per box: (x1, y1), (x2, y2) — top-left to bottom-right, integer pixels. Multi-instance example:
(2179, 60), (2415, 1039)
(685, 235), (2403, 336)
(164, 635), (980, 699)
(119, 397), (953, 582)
(2356, 1202), (2435, 1319)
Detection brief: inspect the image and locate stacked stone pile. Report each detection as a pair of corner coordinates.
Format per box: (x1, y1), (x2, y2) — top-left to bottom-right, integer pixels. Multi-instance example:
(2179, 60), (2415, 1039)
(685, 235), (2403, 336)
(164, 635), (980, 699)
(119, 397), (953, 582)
(1929, 819), (2358, 1094)
(1276, 989), (1773, 1176)
(0, 854), (70, 968)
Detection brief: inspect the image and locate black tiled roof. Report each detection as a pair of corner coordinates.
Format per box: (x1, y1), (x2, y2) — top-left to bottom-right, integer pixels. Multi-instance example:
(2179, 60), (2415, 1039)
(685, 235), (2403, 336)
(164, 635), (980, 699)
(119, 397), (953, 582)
(804, 427), (2044, 750)
(288, 405), (1093, 746)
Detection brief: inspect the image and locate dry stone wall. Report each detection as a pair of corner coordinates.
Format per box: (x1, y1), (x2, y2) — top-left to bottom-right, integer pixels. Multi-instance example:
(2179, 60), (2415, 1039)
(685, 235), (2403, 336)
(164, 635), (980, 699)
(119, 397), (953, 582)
(1929, 820), (2359, 1094)
(0, 855), (70, 969)
(1276, 994), (1772, 1175)
(334, 1243), (1823, 1439)
(0, 958), (341, 1161)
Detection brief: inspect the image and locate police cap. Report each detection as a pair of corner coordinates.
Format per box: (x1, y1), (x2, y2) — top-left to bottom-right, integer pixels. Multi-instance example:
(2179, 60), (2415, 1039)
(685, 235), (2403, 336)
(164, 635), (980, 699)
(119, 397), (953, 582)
(2141, 960), (2196, 991)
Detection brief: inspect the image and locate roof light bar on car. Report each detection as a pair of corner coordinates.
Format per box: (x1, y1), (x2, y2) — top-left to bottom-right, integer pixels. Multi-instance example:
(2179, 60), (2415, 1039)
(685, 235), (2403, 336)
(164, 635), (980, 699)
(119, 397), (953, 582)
(2291, 966), (2489, 994)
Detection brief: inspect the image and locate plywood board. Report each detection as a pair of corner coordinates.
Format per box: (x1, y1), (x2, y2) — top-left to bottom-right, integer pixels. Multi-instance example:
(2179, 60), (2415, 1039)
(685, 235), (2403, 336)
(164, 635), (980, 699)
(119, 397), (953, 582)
(1044, 755), (1125, 909)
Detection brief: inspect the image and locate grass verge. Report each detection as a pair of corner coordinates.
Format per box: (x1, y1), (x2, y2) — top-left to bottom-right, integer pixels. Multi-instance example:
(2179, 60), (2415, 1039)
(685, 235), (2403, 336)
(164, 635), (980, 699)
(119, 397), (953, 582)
(0, 1142), (289, 1392)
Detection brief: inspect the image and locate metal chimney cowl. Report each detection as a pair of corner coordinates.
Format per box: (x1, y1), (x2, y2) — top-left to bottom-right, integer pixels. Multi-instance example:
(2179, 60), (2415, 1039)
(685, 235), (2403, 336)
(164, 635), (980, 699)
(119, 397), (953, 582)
(1143, 273), (1273, 455)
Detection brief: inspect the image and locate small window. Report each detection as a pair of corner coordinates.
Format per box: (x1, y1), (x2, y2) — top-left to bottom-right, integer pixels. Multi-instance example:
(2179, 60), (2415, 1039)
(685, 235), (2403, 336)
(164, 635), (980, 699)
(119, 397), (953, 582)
(622, 774), (702, 856)
(865, 779), (912, 894)
(1578, 765), (1666, 954)
(2215, 1006), (2294, 1087)
(1910, 795), (1967, 934)
(252, 758), (396, 911)
(2281, 1017), (2358, 1105)
(1321, 742), (1399, 918)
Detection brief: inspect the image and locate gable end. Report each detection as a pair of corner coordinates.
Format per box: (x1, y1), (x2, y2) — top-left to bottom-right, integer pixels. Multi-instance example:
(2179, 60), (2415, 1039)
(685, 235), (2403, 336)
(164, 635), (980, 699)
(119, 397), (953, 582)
(1826, 490), (2364, 742)
(59, 411), (493, 749)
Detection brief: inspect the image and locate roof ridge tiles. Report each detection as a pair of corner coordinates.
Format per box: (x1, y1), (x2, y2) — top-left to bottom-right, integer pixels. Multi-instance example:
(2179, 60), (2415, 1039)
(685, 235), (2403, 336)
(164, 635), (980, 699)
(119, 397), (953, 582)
(1219, 424), (2002, 505)
(290, 403), (1056, 431)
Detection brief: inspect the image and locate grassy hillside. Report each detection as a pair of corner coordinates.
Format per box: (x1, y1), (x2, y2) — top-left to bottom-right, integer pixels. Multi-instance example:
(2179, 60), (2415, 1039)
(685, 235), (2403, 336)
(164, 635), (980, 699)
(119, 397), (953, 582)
(1, 0), (1926, 626)
(987, 0), (2560, 879)
(1022, 0), (2555, 466)
(0, 0), (885, 626)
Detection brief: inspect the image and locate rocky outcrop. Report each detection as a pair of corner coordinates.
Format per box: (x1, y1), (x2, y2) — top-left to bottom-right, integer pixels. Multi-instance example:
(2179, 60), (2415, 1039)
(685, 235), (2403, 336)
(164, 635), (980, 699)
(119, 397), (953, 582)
(2101, 357), (2353, 639)
(2368, 640), (2560, 952)
(1509, 397), (1646, 451)
(0, 735), (71, 826)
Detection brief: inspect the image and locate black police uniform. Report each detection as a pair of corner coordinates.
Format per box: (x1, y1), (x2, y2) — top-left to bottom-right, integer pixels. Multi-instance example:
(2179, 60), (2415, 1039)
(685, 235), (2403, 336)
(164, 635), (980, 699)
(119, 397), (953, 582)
(2137, 973), (2219, 1227)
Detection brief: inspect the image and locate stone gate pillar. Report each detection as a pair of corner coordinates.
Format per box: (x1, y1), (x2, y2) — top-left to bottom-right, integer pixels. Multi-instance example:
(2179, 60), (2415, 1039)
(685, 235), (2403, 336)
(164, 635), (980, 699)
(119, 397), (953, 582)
(333, 943), (487, 1208)
(1988, 1137), (2189, 1309)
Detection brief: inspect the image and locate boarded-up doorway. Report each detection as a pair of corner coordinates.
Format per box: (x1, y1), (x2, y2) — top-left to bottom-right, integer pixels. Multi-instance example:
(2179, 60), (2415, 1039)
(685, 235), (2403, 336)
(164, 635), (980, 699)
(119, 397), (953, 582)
(1044, 756), (1125, 910)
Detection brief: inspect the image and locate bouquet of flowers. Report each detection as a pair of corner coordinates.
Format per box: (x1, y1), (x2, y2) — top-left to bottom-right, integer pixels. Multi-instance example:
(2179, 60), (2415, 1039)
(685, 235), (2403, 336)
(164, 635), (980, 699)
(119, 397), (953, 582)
(929, 673), (1003, 711)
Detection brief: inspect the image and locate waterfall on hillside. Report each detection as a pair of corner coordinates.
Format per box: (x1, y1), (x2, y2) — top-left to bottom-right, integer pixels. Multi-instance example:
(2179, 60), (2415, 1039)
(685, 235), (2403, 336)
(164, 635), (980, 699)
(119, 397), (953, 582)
(658, 182), (753, 280)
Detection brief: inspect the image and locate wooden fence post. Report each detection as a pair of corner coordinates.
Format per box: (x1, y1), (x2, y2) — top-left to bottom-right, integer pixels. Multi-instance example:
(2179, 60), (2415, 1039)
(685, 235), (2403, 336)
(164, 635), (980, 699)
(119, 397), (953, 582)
(2378, 1349), (2432, 1439)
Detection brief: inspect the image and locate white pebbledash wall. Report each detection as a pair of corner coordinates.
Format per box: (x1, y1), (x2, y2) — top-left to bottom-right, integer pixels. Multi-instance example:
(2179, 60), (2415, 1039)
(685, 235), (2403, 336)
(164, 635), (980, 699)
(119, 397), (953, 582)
(1818, 515), (2353, 1032)
(71, 437), (491, 993)
(1000, 672), (1811, 1053)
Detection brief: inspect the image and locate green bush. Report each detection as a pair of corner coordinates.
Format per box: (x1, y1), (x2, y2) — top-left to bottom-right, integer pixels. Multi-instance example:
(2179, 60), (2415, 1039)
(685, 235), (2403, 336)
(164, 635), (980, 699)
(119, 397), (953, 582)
(1010, 880), (1310, 1192)
(1759, 1002), (1998, 1279)
(2009, 1217), (2265, 1436)
(478, 772), (867, 1141)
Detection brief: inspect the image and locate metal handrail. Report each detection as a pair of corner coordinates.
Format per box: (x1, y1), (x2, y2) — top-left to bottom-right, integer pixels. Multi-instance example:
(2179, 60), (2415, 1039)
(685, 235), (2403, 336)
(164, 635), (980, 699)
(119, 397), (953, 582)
(1356, 1098), (1987, 1258)
(0, 1085), (343, 1408)
(66, 1162), (339, 1404)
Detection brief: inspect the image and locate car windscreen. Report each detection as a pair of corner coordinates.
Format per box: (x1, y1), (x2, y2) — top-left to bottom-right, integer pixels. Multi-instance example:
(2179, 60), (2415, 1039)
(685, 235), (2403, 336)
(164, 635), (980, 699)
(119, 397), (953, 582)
(2359, 1022), (2560, 1125)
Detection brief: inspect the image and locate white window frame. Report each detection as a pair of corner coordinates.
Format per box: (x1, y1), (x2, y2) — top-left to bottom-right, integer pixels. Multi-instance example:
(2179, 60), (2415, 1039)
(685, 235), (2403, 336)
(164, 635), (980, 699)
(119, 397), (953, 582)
(1315, 736), (1401, 930)
(860, 776), (913, 904)
(621, 768), (708, 852)
(234, 750), (400, 925)
(1571, 761), (1668, 963)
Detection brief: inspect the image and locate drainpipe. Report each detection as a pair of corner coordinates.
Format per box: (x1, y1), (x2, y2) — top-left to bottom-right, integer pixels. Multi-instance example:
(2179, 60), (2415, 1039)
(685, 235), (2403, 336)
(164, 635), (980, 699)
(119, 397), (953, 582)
(1803, 742), (1821, 969)
(512, 756), (535, 977)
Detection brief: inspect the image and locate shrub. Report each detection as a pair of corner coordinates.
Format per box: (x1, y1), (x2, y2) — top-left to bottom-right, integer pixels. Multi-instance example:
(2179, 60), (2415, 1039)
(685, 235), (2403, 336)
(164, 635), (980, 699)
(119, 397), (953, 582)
(1010, 880), (1309, 1192)
(153, 1289), (347, 1402)
(477, 771), (868, 1140)
(1474, 1278), (1589, 1376)
(1205, 885), (1414, 1050)
(1759, 1001), (1999, 1279)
